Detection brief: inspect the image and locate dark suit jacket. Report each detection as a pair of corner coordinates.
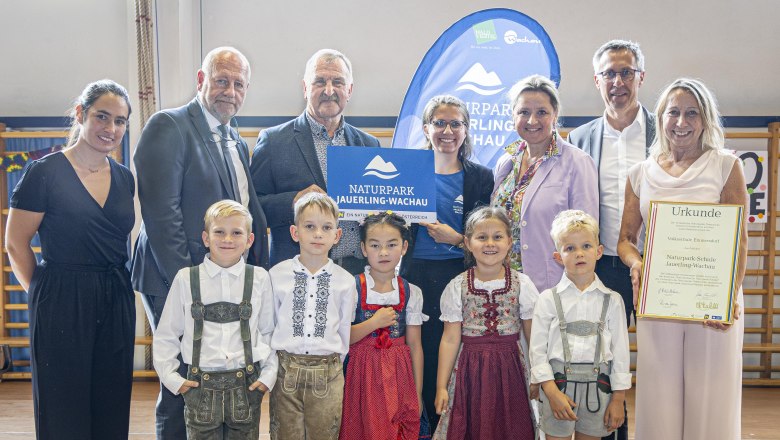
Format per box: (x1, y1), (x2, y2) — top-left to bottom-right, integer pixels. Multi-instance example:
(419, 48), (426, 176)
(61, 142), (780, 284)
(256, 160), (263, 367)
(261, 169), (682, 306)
(250, 112), (380, 266)
(399, 158), (494, 274)
(567, 106), (657, 167)
(132, 98), (269, 297)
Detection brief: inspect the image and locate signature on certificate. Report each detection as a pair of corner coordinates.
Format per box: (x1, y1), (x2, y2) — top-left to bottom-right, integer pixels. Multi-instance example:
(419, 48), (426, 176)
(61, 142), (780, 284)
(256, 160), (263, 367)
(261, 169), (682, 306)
(696, 301), (719, 310)
(658, 299), (679, 309)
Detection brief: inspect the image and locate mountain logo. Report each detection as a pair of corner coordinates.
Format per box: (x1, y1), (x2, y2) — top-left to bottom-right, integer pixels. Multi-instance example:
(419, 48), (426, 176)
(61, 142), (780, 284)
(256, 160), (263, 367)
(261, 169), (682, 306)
(454, 195), (464, 204)
(363, 155), (400, 180)
(455, 63), (505, 96)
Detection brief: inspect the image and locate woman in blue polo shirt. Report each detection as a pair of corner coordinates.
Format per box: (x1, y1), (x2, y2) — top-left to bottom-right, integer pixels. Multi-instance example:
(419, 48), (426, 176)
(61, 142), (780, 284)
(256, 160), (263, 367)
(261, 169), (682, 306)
(399, 95), (493, 431)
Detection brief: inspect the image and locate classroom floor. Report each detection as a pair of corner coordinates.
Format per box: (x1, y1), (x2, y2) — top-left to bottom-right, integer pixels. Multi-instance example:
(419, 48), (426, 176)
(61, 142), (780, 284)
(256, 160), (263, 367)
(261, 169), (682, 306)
(0, 380), (779, 439)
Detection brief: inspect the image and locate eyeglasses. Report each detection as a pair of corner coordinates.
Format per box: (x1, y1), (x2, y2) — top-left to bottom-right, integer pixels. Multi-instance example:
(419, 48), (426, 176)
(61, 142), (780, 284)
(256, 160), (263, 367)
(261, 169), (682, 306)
(597, 68), (642, 82)
(429, 119), (467, 130)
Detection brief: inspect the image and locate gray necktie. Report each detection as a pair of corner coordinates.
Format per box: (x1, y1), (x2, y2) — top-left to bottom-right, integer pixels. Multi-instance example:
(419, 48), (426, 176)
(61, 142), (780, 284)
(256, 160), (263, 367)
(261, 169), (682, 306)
(218, 124), (240, 202)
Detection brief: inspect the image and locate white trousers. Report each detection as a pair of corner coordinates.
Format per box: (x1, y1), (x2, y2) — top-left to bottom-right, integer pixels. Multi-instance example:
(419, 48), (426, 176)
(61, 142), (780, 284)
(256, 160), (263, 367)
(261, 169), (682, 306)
(634, 292), (744, 440)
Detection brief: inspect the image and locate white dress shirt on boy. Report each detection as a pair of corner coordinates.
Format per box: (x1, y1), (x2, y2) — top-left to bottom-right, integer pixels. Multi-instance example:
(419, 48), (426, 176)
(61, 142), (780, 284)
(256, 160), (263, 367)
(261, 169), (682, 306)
(153, 256), (278, 395)
(270, 257), (356, 360)
(529, 274), (632, 391)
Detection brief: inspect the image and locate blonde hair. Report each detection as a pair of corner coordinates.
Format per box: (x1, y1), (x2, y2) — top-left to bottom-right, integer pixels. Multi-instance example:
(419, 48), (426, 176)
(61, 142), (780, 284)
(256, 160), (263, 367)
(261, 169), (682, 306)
(652, 78), (724, 159)
(294, 192), (340, 224)
(550, 210), (599, 251)
(462, 206), (512, 265)
(204, 199), (253, 232)
(507, 74), (561, 115)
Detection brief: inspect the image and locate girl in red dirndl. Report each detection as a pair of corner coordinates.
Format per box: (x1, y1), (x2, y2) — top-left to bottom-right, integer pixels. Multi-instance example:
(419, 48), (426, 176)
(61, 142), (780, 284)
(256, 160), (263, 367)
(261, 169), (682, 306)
(340, 212), (427, 440)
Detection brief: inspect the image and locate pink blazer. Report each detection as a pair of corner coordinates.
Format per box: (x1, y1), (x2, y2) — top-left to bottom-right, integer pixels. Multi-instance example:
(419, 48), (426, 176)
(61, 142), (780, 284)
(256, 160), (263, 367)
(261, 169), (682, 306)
(492, 138), (599, 292)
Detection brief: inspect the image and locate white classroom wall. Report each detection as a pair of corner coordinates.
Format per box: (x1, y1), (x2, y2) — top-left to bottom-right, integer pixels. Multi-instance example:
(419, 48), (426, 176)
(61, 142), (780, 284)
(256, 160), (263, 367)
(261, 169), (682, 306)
(2, 0), (779, 121)
(2, 0), (780, 373)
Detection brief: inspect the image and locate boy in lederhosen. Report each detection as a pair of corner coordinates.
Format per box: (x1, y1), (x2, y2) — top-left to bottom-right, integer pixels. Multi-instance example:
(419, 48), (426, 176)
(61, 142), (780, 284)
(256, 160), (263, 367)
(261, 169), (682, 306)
(268, 193), (357, 439)
(529, 210), (631, 440)
(153, 200), (277, 439)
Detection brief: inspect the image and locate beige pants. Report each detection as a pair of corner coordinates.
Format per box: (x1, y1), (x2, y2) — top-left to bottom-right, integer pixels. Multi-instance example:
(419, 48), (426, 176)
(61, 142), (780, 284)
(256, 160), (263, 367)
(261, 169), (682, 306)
(634, 297), (744, 440)
(269, 351), (344, 440)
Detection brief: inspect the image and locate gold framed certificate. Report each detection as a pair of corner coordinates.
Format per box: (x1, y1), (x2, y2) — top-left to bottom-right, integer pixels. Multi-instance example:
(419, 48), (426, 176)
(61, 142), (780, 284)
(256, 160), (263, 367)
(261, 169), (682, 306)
(638, 201), (743, 323)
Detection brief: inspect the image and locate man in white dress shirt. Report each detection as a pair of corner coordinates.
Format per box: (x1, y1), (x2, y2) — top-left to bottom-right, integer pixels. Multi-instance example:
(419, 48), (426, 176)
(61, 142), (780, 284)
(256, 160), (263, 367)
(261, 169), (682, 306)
(133, 46), (270, 440)
(567, 40), (654, 440)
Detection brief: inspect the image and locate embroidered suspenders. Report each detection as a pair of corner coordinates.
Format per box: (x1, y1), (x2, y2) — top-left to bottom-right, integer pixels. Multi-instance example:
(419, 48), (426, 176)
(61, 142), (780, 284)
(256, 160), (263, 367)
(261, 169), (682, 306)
(551, 287), (611, 377)
(550, 287), (613, 412)
(189, 265), (256, 376)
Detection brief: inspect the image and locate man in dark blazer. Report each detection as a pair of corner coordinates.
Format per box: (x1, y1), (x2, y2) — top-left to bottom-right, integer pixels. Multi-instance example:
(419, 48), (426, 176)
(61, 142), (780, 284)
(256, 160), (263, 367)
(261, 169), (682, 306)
(568, 39), (655, 440)
(131, 46), (268, 440)
(251, 49), (379, 272)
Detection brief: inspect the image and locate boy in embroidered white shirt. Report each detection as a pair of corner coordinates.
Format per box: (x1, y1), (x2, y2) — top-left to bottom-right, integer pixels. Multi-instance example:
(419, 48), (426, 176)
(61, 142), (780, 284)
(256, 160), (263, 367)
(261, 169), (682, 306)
(529, 210), (631, 440)
(153, 200), (277, 439)
(268, 192), (357, 440)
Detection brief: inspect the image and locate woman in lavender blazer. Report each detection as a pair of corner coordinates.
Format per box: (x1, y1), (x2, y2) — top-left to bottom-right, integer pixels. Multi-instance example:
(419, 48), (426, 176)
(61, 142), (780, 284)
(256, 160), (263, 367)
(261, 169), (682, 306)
(492, 75), (599, 293)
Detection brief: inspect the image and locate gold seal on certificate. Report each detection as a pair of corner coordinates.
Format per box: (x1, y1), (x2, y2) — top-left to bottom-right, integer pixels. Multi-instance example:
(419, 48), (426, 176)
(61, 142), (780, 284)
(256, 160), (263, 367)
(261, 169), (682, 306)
(638, 201), (743, 323)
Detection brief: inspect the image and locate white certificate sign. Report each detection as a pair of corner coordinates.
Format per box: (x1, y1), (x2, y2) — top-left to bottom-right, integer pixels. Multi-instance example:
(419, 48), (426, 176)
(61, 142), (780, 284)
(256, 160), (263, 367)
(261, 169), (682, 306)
(638, 202), (743, 323)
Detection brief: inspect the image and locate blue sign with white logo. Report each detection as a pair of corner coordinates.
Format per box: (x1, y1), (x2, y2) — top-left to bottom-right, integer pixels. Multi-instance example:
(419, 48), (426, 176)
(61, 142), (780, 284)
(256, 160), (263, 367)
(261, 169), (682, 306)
(392, 8), (560, 169)
(327, 146), (436, 223)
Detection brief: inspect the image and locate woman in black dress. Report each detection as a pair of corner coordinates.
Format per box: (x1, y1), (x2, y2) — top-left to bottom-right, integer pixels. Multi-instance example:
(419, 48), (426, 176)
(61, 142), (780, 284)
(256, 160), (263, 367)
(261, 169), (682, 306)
(6, 80), (136, 440)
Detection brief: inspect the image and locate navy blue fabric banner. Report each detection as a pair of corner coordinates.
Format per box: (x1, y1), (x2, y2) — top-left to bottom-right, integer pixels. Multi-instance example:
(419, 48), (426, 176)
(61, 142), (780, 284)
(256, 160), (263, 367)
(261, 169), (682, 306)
(392, 8), (560, 168)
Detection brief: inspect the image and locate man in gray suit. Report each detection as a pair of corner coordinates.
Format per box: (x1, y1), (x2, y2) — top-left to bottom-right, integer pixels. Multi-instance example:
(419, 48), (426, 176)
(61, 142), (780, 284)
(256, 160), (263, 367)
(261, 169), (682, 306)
(251, 49), (380, 273)
(568, 39), (655, 440)
(131, 46), (268, 440)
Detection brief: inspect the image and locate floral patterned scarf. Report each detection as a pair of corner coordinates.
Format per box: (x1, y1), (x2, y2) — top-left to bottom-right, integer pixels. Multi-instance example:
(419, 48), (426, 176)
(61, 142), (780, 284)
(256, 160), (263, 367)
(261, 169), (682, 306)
(493, 133), (559, 270)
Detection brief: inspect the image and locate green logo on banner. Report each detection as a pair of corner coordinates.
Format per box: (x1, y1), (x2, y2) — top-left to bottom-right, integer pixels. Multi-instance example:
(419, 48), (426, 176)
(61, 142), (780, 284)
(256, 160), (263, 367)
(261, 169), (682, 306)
(473, 21), (497, 44)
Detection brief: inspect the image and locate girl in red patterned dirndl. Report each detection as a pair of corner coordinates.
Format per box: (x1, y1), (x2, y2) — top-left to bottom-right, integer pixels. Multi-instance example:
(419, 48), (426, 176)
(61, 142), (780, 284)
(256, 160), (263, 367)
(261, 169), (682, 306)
(339, 212), (427, 440)
(434, 207), (538, 439)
